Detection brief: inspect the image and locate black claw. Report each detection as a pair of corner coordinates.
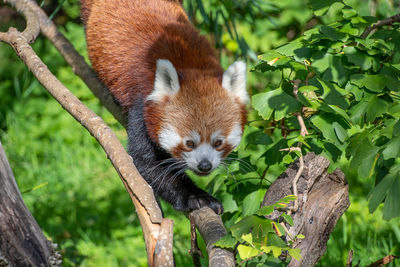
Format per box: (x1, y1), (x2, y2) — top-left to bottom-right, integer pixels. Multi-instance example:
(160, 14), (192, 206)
(187, 194), (223, 214)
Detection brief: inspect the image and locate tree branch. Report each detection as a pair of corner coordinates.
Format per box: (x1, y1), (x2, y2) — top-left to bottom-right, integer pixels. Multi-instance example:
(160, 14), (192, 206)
(360, 13), (400, 39)
(262, 153), (350, 266)
(0, 141), (61, 266)
(190, 208), (235, 267)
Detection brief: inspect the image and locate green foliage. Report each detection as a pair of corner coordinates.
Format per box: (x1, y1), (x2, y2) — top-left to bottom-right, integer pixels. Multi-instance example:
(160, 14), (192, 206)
(250, 0), (400, 221)
(214, 195), (300, 264)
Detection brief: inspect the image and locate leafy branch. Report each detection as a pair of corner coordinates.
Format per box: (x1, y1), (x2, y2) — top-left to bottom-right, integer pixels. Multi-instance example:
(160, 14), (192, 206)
(361, 13), (400, 39)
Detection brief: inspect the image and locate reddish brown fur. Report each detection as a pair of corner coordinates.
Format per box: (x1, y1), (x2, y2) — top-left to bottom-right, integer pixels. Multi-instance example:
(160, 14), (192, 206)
(83, 0), (247, 145)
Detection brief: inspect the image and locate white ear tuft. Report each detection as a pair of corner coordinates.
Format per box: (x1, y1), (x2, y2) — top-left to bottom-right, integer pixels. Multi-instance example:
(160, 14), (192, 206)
(147, 59), (180, 102)
(222, 61), (249, 104)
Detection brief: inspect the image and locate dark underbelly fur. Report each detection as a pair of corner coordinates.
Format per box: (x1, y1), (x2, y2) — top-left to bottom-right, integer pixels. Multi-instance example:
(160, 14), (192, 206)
(126, 99), (223, 214)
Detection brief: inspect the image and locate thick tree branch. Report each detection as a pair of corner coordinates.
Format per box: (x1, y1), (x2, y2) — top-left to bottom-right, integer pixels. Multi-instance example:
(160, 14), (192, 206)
(360, 13), (400, 39)
(262, 153), (350, 266)
(0, 141), (61, 266)
(191, 208), (235, 267)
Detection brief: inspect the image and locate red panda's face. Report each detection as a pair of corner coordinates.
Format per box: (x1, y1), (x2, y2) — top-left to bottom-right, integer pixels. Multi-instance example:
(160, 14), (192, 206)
(146, 59), (248, 175)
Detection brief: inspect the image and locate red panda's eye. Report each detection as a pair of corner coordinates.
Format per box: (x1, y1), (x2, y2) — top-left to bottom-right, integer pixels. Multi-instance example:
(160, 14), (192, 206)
(213, 139), (223, 148)
(186, 140), (195, 149)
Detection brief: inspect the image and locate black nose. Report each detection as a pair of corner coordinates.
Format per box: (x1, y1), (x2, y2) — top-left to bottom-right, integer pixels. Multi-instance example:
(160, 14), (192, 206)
(198, 159), (212, 173)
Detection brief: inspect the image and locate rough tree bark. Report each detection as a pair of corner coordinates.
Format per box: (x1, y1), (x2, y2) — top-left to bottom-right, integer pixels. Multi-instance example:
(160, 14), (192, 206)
(0, 142), (61, 266)
(191, 208), (235, 267)
(262, 152), (350, 267)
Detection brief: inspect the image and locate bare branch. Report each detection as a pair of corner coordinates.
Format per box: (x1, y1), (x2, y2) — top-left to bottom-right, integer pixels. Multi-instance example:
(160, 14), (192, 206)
(154, 219), (175, 267)
(366, 255), (398, 267)
(190, 208), (235, 267)
(4, 0), (40, 43)
(262, 153), (350, 267)
(286, 79), (309, 213)
(360, 13), (400, 39)
(346, 249), (354, 267)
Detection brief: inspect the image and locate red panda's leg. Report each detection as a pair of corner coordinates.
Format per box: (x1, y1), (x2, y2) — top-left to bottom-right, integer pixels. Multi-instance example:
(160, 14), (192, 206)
(126, 99), (223, 214)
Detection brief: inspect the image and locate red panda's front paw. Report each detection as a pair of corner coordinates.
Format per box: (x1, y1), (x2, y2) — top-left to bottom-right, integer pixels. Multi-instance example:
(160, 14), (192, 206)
(188, 194), (224, 215)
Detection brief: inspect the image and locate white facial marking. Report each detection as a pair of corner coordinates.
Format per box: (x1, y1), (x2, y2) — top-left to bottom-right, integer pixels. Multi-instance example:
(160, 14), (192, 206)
(222, 61), (249, 104)
(227, 123), (242, 149)
(182, 143), (222, 173)
(158, 124), (182, 151)
(147, 59), (180, 102)
(184, 131), (201, 146)
(210, 129), (222, 142)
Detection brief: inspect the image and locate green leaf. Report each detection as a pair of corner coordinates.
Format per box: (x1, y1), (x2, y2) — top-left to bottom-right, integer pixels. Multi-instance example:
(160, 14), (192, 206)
(237, 244), (260, 259)
(288, 248), (302, 261)
(281, 213), (294, 226)
(272, 221), (285, 236)
(214, 234), (237, 249)
(245, 129), (273, 146)
(342, 7), (357, 18)
(220, 191), (239, 213)
(320, 26), (347, 41)
(311, 113), (341, 144)
(349, 100), (369, 124)
(296, 234), (305, 239)
(279, 195), (297, 204)
(266, 232), (287, 247)
(255, 205), (275, 216)
(382, 136), (400, 160)
(242, 233), (253, 245)
(271, 246), (282, 258)
(383, 176), (400, 220)
(350, 139), (379, 178)
(231, 216), (274, 241)
(366, 96), (388, 122)
(350, 74), (386, 92)
(368, 172), (397, 213)
(326, 104), (352, 125)
(339, 23), (359, 35)
(333, 121), (347, 143)
(394, 120), (400, 136)
(343, 46), (373, 70)
(252, 88), (301, 121)
(242, 189), (266, 217)
(308, 0), (343, 16)
(321, 57), (347, 86)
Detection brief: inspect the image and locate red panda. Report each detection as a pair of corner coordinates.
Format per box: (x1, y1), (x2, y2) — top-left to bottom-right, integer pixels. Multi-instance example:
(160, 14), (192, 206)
(81, 0), (248, 214)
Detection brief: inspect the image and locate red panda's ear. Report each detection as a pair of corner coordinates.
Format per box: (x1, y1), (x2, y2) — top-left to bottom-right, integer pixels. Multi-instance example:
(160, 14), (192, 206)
(222, 61), (249, 104)
(147, 59), (180, 102)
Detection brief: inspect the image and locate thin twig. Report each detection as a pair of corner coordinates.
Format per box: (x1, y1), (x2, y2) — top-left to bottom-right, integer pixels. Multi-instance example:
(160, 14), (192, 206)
(279, 222), (295, 241)
(189, 213), (202, 267)
(366, 255), (398, 267)
(346, 249), (354, 267)
(360, 13), (400, 39)
(287, 79), (308, 214)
